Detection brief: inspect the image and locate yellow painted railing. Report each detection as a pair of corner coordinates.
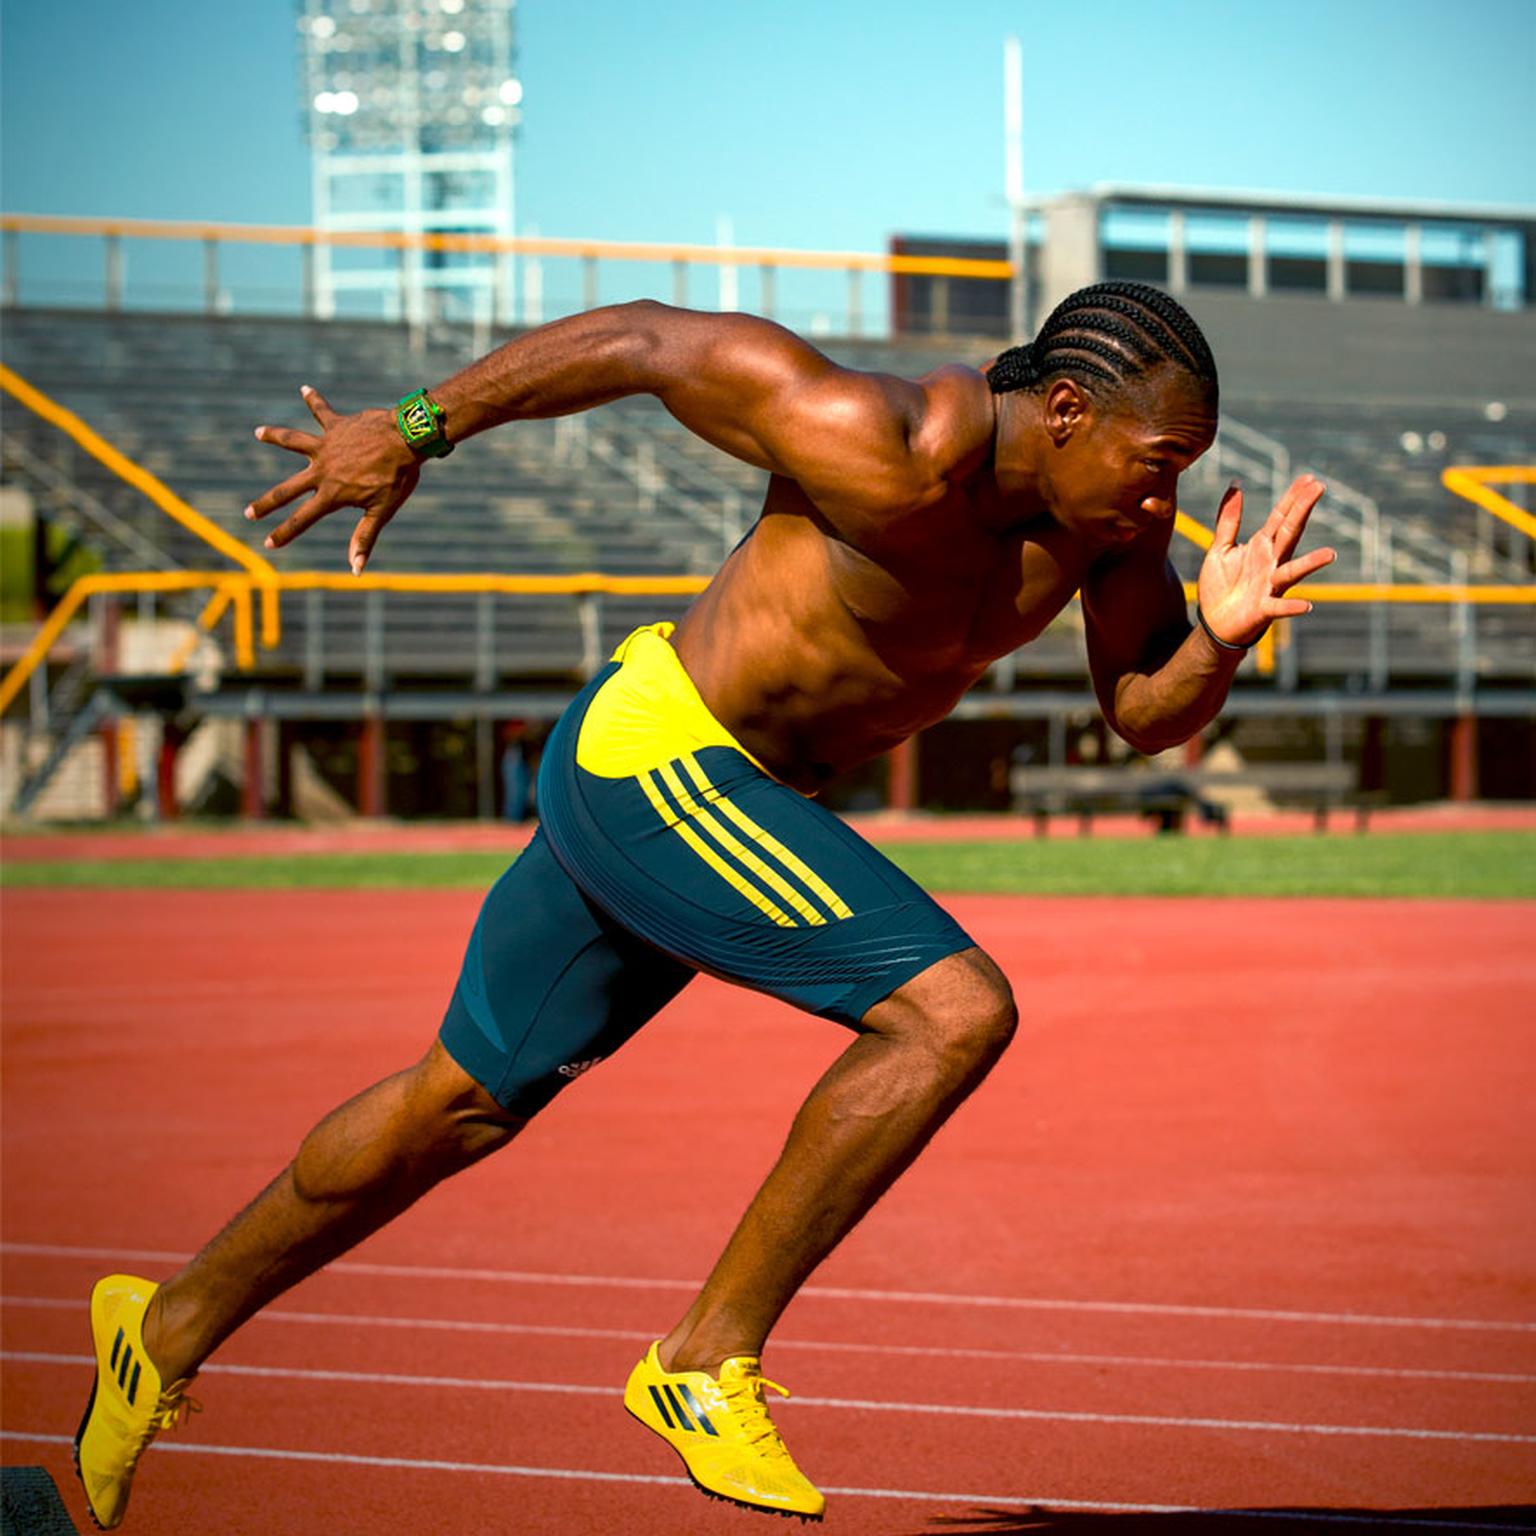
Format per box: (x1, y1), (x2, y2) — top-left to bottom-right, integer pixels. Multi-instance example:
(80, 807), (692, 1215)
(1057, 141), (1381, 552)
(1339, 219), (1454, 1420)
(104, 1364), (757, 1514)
(0, 365), (274, 582)
(1442, 466), (1536, 544)
(0, 571), (254, 715)
(0, 212), (1013, 282)
(4, 345), (1531, 720)
(0, 568), (718, 715)
(7, 567), (1533, 722)
(268, 571), (710, 597)
(0, 364), (286, 649)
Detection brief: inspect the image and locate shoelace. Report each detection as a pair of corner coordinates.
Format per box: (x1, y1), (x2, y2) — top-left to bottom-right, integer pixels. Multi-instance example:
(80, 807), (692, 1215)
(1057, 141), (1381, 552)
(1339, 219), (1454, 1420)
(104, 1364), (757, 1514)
(127, 1389), (202, 1468)
(717, 1372), (791, 1458)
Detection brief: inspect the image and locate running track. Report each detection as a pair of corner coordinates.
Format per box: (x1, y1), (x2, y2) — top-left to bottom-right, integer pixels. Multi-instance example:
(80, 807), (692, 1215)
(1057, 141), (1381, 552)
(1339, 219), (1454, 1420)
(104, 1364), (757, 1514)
(2, 887), (1533, 1533)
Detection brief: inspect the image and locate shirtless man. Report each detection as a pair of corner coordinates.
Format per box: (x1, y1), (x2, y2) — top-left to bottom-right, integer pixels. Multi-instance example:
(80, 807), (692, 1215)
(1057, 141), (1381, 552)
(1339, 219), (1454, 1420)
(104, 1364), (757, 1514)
(75, 281), (1333, 1527)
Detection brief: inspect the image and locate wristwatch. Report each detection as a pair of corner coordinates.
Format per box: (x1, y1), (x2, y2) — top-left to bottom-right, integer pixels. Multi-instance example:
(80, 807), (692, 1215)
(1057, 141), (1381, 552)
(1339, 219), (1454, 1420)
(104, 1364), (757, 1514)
(395, 388), (454, 459)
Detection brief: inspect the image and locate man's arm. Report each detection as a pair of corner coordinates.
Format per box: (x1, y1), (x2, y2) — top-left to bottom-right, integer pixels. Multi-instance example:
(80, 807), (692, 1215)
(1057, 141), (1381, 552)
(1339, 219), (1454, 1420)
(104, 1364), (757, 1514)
(1083, 478), (1334, 754)
(246, 302), (978, 571)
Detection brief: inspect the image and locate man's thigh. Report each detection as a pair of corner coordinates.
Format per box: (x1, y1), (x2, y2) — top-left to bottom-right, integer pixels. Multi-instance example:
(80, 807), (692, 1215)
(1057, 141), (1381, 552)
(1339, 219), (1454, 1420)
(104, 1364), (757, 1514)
(439, 828), (696, 1114)
(541, 736), (977, 1028)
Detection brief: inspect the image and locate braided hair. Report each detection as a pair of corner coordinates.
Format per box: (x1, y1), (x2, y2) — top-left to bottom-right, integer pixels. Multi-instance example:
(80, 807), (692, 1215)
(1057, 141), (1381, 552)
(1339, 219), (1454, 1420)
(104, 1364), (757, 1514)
(988, 281), (1218, 409)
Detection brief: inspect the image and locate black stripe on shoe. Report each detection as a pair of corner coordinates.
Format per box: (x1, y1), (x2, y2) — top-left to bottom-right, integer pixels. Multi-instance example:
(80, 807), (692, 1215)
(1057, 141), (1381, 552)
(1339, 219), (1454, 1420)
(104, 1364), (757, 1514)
(661, 1383), (695, 1431)
(676, 1383), (718, 1436)
(647, 1384), (675, 1429)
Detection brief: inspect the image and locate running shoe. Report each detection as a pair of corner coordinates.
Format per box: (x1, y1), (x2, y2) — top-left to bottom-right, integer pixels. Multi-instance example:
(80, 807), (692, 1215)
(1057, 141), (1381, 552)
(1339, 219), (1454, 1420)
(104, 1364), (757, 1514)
(624, 1340), (824, 1520)
(74, 1275), (198, 1530)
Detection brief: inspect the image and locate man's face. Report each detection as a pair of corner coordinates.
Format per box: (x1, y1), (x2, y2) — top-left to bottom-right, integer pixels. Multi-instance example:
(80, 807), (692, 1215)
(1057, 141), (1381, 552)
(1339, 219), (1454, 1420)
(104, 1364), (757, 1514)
(1043, 369), (1216, 547)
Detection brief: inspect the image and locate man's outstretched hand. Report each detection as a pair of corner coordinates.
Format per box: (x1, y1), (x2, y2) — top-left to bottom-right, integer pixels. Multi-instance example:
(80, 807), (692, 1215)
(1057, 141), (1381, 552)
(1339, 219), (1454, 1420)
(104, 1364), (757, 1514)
(1195, 475), (1336, 647)
(245, 386), (422, 573)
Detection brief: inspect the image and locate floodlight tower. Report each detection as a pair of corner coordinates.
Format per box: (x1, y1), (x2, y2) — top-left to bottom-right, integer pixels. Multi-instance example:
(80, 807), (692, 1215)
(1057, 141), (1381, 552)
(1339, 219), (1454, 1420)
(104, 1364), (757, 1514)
(297, 0), (521, 325)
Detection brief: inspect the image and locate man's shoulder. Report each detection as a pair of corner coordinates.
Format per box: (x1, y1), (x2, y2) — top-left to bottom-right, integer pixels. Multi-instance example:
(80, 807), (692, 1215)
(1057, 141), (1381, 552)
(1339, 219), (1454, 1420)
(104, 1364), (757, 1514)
(907, 364), (996, 481)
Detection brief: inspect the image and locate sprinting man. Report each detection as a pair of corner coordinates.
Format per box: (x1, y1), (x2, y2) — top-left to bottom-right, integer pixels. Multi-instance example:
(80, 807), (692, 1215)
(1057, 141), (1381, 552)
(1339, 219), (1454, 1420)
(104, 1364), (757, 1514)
(75, 282), (1333, 1527)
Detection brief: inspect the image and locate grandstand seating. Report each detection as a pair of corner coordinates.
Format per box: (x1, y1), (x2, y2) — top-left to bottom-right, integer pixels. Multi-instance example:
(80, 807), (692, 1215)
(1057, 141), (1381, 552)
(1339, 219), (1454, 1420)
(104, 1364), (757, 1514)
(3, 306), (1533, 696)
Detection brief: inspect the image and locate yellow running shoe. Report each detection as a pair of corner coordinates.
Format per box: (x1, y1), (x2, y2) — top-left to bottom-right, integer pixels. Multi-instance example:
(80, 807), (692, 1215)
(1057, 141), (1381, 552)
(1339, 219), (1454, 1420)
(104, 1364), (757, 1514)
(74, 1275), (198, 1531)
(623, 1341), (825, 1521)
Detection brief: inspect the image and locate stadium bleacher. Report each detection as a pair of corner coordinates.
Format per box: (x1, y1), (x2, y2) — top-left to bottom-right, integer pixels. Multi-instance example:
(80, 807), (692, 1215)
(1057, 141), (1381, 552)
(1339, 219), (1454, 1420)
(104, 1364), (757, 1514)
(6, 305), (1535, 684)
(3, 299), (1533, 819)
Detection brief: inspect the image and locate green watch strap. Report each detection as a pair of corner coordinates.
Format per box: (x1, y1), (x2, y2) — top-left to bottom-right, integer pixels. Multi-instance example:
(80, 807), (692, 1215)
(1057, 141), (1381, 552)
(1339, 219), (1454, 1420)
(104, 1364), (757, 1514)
(396, 388), (454, 459)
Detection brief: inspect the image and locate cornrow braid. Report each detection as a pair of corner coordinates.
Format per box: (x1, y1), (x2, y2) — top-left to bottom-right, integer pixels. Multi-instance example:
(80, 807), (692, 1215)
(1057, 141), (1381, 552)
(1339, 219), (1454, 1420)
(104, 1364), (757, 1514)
(988, 281), (1218, 407)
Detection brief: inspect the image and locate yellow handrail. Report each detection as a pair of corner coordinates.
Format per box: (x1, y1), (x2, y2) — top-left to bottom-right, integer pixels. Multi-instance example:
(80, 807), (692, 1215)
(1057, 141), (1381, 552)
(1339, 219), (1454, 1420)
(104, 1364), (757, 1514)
(0, 363), (285, 651)
(166, 587), (236, 674)
(8, 567), (1532, 722)
(0, 365), (275, 581)
(0, 569), (722, 715)
(273, 571), (711, 596)
(0, 212), (1013, 281)
(1442, 466), (1536, 544)
(1172, 510), (1213, 550)
(0, 571), (250, 715)
(1276, 581), (1536, 603)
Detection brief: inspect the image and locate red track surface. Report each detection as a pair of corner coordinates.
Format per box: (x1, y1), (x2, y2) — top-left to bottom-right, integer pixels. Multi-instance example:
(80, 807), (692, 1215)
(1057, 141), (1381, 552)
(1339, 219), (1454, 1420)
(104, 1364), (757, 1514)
(3, 888), (1534, 1533)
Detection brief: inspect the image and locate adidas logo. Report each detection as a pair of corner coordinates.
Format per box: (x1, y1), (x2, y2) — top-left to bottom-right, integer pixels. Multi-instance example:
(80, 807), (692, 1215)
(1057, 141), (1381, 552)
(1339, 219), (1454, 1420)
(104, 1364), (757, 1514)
(110, 1325), (142, 1406)
(647, 1381), (719, 1437)
(556, 1056), (603, 1080)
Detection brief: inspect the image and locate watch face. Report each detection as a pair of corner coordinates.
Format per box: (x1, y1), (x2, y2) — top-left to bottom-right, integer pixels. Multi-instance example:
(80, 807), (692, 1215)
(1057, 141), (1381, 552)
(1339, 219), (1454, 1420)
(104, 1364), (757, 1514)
(401, 394), (437, 442)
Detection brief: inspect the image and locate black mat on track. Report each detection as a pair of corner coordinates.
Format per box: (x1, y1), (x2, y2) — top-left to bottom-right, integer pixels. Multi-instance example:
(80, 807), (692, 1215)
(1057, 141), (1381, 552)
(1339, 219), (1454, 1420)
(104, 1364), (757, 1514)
(0, 1467), (79, 1536)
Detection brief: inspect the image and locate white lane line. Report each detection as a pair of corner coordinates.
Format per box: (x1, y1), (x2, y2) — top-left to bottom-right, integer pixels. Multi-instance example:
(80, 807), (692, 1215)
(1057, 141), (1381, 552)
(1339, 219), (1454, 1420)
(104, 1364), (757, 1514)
(10, 1352), (1531, 1445)
(5, 1431), (1530, 1528)
(6, 1242), (1532, 1333)
(6, 1295), (1530, 1384)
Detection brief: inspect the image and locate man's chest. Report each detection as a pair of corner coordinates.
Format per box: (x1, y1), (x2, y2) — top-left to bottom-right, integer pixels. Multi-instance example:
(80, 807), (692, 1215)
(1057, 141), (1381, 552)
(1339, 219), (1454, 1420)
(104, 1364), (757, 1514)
(831, 515), (1089, 670)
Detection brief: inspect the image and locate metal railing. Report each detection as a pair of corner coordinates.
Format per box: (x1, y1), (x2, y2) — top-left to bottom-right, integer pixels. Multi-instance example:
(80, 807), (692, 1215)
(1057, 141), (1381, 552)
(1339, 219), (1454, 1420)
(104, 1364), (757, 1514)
(0, 431), (185, 571)
(0, 213), (1013, 336)
(1188, 419), (1456, 587)
(8, 565), (1535, 727)
(1443, 465), (1536, 544)
(5, 348), (1534, 739)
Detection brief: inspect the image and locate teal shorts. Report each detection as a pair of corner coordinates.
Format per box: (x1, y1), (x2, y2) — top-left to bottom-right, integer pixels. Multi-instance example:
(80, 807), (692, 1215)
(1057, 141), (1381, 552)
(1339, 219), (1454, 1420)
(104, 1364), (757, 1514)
(439, 625), (974, 1113)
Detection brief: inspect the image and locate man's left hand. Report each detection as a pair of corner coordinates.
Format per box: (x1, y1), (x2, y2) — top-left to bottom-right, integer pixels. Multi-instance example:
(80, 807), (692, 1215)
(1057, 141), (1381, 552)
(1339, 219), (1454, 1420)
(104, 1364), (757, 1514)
(1196, 475), (1337, 647)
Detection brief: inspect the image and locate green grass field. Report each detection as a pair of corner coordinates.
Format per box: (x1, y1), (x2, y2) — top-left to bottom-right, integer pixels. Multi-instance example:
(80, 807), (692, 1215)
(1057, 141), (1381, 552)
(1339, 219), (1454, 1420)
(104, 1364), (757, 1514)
(4, 830), (1532, 898)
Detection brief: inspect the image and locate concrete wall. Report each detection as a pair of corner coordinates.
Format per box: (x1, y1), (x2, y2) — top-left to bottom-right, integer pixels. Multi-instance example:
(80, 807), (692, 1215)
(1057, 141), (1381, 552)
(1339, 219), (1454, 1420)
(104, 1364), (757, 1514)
(1178, 290), (1536, 410)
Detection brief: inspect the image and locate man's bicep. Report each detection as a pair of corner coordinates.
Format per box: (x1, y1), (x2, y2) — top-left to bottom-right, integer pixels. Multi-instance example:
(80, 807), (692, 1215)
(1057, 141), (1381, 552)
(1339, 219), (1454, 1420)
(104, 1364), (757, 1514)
(646, 309), (928, 501)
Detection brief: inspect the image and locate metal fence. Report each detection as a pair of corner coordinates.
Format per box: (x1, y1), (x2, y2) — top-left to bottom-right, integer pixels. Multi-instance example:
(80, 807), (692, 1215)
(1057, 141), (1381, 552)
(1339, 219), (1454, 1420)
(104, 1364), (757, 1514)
(0, 213), (1015, 340)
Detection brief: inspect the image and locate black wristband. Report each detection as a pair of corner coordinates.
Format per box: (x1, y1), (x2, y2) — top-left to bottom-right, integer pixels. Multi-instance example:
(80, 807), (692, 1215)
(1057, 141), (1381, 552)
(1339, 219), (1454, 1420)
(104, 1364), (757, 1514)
(1196, 605), (1252, 654)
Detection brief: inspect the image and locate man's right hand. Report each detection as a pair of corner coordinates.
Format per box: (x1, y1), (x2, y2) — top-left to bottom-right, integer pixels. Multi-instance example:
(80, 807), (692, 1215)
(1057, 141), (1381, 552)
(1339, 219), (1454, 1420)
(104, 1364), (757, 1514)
(245, 385), (422, 573)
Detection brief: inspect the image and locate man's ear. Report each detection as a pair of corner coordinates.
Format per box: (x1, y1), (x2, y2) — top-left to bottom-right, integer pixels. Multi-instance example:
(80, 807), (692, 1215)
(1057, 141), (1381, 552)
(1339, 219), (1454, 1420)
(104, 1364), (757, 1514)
(1043, 378), (1091, 448)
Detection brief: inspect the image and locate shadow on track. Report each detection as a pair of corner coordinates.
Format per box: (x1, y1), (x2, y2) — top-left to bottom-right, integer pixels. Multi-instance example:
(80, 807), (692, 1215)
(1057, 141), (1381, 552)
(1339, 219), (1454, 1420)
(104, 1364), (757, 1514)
(909, 1507), (1536, 1535)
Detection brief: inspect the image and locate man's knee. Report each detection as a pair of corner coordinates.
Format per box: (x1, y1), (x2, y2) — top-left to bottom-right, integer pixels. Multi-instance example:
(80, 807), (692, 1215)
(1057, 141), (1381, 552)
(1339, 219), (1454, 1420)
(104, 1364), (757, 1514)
(408, 1039), (529, 1148)
(867, 948), (1018, 1069)
(290, 1044), (524, 1206)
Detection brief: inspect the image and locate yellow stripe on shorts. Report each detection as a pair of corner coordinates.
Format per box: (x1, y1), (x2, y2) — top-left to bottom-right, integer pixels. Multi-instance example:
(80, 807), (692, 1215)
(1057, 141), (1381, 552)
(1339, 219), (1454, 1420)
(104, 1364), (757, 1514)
(656, 762), (827, 927)
(637, 768), (798, 929)
(678, 752), (854, 921)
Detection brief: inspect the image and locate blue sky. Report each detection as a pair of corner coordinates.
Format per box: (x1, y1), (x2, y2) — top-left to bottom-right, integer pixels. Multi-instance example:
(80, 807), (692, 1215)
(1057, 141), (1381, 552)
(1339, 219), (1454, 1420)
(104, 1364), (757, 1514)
(2, 0), (1533, 311)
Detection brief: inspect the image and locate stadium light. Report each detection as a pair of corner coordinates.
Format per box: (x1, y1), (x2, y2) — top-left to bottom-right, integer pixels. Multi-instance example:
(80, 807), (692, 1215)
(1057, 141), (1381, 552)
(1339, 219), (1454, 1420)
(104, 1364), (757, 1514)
(299, 0), (519, 324)
(300, 0), (518, 155)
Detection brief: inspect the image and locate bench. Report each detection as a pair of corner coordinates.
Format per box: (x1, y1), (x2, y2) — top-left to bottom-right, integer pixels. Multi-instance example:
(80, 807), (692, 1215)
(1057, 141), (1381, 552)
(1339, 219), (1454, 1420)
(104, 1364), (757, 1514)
(1187, 764), (1384, 832)
(1009, 761), (1382, 835)
(1008, 764), (1228, 836)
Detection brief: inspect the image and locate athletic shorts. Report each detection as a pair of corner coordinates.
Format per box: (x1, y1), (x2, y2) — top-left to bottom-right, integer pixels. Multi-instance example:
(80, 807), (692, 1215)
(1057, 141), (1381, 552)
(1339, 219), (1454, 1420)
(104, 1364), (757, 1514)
(438, 623), (974, 1113)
